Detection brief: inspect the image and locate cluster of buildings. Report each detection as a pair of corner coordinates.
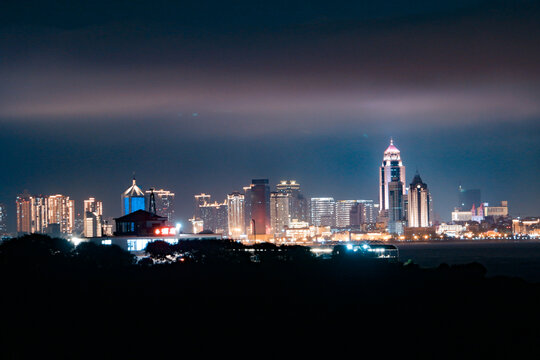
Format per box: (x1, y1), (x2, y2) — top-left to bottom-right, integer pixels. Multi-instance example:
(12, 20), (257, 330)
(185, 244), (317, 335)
(189, 140), (434, 242)
(15, 193), (75, 236)
(5, 139), (538, 245)
(13, 179), (176, 239)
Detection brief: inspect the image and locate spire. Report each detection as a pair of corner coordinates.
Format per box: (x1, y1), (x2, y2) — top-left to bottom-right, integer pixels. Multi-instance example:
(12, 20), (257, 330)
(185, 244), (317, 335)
(384, 138), (400, 156)
(411, 171), (424, 186)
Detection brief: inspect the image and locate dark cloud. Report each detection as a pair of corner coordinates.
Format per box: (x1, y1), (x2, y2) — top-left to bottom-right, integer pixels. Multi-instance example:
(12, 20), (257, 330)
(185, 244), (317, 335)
(0, 1), (539, 229)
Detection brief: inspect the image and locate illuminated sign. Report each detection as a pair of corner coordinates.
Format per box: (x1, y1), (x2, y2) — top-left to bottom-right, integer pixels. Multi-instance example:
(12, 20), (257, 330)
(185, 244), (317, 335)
(154, 227), (177, 236)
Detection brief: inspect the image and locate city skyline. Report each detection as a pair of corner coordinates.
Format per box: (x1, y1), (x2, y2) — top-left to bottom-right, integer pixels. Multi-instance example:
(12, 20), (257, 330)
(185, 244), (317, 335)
(1, 134), (537, 234)
(4, 136), (528, 235)
(1, 1), (539, 231)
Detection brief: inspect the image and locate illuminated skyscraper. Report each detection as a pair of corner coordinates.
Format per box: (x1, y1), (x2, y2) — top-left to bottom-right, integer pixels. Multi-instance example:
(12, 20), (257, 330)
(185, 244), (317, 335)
(407, 172), (431, 228)
(16, 193), (48, 234)
(48, 195), (75, 235)
(248, 179), (271, 235)
(347, 200), (377, 227)
(388, 178), (405, 234)
(379, 139), (406, 212)
(310, 197), (335, 227)
(227, 192), (245, 237)
(146, 189), (175, 221)
(194, 193), (211, 219)
(270, 192), (291, 235)
(335, 200), (360, 227)
(122, 178), (145, 215)
(200, 201), (228, 234)
(84, 198), (103, 237)
(276, 180), (308, 222)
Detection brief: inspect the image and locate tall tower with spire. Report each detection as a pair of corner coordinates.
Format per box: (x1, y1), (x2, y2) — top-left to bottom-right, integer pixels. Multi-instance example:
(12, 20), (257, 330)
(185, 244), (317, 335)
(379, 138), (406, 212)
(121, 177), (146, 215)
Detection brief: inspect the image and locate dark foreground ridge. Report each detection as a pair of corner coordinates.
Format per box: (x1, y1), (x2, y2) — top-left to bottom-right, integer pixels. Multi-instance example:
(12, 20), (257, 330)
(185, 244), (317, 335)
(2, 235), (540, 359)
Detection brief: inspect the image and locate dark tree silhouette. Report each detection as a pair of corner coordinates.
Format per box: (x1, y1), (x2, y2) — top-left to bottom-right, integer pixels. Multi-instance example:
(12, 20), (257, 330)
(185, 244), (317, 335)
(145, 240), (174, 261)
(0, 234), (73, 267)
(73, 241), (135, 268)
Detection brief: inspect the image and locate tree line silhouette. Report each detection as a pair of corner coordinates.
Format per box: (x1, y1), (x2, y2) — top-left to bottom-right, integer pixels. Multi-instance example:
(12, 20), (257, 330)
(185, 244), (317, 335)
(1, 234), (540, 358)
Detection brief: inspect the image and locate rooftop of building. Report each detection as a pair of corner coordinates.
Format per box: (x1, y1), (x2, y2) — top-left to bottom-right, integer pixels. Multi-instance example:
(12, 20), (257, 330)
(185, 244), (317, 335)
(122, 178), (145, 197)
(114, 209), (167, 222)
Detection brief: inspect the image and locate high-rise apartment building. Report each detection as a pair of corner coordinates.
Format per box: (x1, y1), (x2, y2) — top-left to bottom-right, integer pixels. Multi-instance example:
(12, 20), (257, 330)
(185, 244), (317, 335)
(270, 192), (291, 235)
(349, 200), (376, 226)
(48, 194), (75, 234)
(16, 193), (74, 235)
(379, 139), (406, 213)
(146, 189), (175, 221)
(227, 192), (245, 237)
(408, 172), (431, 228)
(276, 180), (308, 222)
(84, 198), (103, 237)
(200, 201), (228, 234)
(335, 200), (360, 227)
(310, 197), (335, 227)
(122, 178), (145, 215)
(194, 193), (211, 219)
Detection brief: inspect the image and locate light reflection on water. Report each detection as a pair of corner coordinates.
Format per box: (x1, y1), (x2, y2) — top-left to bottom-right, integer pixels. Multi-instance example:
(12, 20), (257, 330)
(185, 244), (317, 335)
(396, 241), (540, 282)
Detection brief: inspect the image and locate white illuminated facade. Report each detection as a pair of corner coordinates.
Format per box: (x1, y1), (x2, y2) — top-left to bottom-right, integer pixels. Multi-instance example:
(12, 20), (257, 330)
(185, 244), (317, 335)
(284, 219), (311, 241)
(335, 200), (360, 227)
(407, 172), (431, 228)
(379, 139), (406, 212)
(227, 192), (245, 237)
(276, 180), (309, 223)
(310, 197), (335, 227)
(512, 218), (540, 236)
(190, 218), (204, 234)
(484, 201), (509, 218)
(84, 198), (103, 238)
(270, 192), (291, 235)
(437, 223), (466, 237)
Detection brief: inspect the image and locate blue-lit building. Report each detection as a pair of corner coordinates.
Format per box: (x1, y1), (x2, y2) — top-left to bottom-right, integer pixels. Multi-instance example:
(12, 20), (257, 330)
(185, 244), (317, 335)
(122, 178), (146, 215)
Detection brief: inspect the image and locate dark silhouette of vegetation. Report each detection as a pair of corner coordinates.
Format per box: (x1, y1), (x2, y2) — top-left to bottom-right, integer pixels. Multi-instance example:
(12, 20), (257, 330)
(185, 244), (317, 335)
(1, 234), (540, 358)
(72, 241), (135, 269)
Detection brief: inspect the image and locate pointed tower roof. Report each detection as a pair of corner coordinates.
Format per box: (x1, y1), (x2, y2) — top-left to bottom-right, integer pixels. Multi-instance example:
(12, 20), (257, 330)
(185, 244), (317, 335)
(411, 171), (424, 186)
(385, 138), (400, 154)
(383, 138), (402, 161)
(123, 177), (145, 197)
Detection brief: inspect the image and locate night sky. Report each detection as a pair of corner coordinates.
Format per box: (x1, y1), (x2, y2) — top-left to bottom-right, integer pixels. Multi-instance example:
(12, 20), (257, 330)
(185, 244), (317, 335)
(1, 1), (539, 229)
